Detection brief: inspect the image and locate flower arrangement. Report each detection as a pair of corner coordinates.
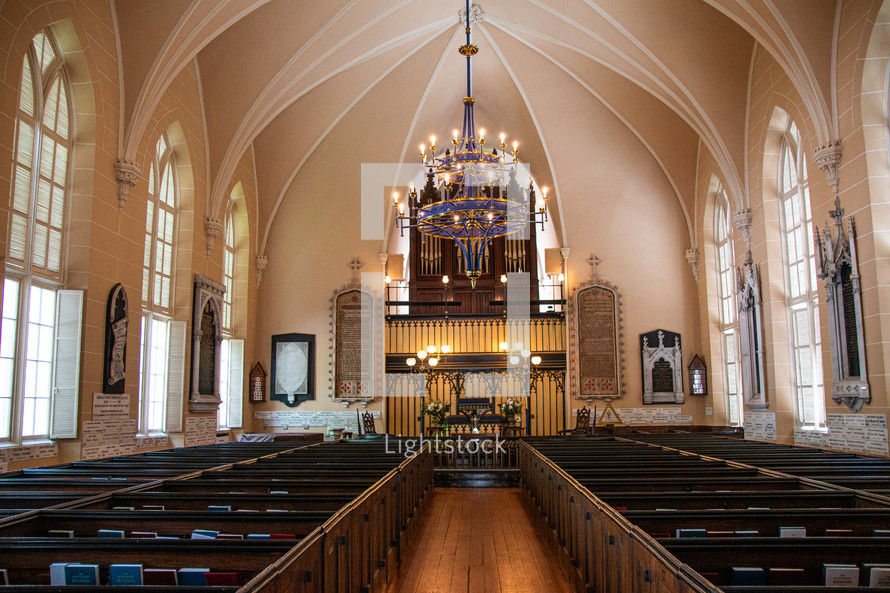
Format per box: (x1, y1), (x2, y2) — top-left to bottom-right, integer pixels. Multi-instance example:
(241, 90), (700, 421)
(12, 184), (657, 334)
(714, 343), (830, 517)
(499, 398), (523, 419)
(423, 400), (450, 424)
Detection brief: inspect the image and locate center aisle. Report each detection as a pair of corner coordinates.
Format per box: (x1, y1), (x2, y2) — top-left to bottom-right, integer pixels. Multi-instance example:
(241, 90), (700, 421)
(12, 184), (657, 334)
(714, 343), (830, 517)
(387, 488), (572, 593)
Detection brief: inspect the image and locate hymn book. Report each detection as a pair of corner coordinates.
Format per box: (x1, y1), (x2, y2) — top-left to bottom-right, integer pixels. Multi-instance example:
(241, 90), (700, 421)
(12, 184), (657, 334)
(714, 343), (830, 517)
(823, 563), (859, 587)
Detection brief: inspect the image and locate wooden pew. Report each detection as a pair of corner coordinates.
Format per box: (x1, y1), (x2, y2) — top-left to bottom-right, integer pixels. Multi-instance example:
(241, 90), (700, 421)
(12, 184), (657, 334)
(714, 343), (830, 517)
(0, 439), (434, 593)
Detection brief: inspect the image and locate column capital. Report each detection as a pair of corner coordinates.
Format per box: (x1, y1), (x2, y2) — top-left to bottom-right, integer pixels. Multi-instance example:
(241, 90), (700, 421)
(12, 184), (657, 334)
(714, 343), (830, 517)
(685, 247), (700, 284)
(113, 158), (141, 210)
(204, 217), (223, 256)
(255, 254), (269, 286)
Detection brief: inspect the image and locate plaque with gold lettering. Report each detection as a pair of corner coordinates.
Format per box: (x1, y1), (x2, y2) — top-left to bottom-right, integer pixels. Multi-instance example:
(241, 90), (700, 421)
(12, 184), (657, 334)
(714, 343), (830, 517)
(568, 281), (624, 400)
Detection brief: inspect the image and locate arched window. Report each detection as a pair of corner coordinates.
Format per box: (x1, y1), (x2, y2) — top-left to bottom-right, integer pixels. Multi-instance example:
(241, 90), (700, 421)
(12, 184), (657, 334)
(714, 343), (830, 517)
(138, 133), (180, 434)
(778, 121), (824, 428)
(218, 200), (243, 429)
(715, 189), (741, 425)
(1, 29), (82, 441)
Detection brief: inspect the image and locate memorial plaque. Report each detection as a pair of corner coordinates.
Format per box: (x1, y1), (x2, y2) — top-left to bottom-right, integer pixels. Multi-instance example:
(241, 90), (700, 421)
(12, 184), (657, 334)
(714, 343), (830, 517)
(334, 290), (373, 397)
(652, 360), (674, 393)
(198, 303), (216, 395)
(103, 284), (128, 393)
(840, 263), (860, 376)
(271, 334), (315, 407)
(641, 329), (684, 404)
(575, 285), (620, 397)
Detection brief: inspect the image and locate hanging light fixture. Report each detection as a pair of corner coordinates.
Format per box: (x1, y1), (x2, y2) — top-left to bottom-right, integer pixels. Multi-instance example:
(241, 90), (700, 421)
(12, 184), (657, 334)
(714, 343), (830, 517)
(393, 0), (548, 288)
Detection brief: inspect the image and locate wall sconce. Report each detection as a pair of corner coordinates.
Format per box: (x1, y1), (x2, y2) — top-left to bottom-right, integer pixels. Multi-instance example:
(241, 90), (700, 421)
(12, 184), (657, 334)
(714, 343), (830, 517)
(500, 274), (508, 284)
(442, 275), (449, 284)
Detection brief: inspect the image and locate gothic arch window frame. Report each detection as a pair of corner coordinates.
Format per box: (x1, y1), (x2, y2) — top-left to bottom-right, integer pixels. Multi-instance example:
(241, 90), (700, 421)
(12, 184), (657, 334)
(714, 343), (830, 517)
(777, 120), (825, 429)
(1, 27), (83, 443)
(138, 131), (182, 435)
(218, 191), (246, 429)
(714, 188), (743, 424)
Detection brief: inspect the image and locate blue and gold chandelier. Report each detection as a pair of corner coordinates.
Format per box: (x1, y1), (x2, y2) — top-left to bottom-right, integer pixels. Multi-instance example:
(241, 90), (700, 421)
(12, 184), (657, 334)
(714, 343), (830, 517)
(393, 0), (548, 288)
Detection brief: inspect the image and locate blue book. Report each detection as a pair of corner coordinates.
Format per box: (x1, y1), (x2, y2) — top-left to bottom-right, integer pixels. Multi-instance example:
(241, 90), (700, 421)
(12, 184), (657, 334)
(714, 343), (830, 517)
(731, 567), (765, 586)
(97, 528), (125, 538)
(207, 505), (232, 512)
(49, 563), (67, 586)
(675, 528), (707, 538)
(246, 533), (271, 539)
(64, 564), (99, 586)
(109, 564), (143, 586)
(177, 568), (209, 586)
(190, 529), (219, 539)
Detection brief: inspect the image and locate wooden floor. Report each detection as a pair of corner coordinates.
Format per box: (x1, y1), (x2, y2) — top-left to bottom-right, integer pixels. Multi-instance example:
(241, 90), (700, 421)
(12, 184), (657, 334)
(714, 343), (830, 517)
(387, 488), (573, 593)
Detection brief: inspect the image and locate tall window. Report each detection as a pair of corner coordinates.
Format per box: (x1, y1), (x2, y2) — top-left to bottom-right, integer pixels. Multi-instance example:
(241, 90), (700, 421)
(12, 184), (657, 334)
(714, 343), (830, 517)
(218, 199), (243, 430)
(138, 133), (178, 434)
(715, 189), (742, 425)
(778, 121), (824, 428)
(1, 30), (82, 441)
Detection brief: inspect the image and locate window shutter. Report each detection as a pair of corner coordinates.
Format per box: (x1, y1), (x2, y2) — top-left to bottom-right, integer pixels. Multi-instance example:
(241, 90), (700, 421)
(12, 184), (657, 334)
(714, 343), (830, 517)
(165, 321), (187, 433)
(50, 289), (83, 439)
(227, 339), (244, 428)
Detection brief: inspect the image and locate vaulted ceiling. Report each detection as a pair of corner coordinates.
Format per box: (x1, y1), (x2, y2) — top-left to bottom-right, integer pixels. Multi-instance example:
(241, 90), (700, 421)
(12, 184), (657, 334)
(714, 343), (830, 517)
(113, 0), (842, 251)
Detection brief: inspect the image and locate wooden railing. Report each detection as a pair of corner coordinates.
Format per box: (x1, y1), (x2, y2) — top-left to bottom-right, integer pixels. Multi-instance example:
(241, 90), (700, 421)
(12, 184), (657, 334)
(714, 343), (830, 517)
(519, 440), (719, 593)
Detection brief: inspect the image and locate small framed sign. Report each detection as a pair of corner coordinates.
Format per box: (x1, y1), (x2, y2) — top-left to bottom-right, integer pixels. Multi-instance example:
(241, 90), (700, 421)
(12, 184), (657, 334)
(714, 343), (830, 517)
(249, 362), (267, 403)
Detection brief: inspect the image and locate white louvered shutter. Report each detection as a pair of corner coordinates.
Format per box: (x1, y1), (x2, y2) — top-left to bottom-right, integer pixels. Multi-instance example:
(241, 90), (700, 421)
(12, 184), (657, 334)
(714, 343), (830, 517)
(165, 321), (187, 432)
(50, 290), (83, 438)
(227, 339), (244, 428)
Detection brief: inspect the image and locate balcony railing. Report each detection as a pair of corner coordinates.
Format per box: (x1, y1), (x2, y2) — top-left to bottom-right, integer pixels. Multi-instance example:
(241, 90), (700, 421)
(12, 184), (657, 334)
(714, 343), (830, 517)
(384, 279), (565, 317)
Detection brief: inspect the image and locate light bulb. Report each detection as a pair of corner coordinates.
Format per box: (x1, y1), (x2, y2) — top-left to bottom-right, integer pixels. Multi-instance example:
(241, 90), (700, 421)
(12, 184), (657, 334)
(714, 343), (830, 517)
(385, 275), (391, 284)
(521, 349), (531, 359)
(417, 350), (427, 360)
(509, 355), (520, 365)
(499, 341), (509, 351)
(427, 345), (437, 354)
(398, 203), (405, 214)
(479, 127), (485, 140)
(499, 132), (506, 144)
(442, 275), (449, 284)
(453, 129), (459, 140)
(542, 186), (549, 199)
(514, 342), (524, 351)
(430, 135), (436, 146)
(512, 140), (519, 152)
(558, 273), (565, 282)
(500, 274), (508, 284)
(406, 358), (416, 367)
(441, 345), (451, 354)
(392, 191), (399, 206)
(531, 355), (542, 366)
(428, 357), (438, 367)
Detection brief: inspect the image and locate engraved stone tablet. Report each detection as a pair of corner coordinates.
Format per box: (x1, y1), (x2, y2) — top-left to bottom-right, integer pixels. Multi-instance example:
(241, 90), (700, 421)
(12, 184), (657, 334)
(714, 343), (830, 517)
(569, 282), (623, 399)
